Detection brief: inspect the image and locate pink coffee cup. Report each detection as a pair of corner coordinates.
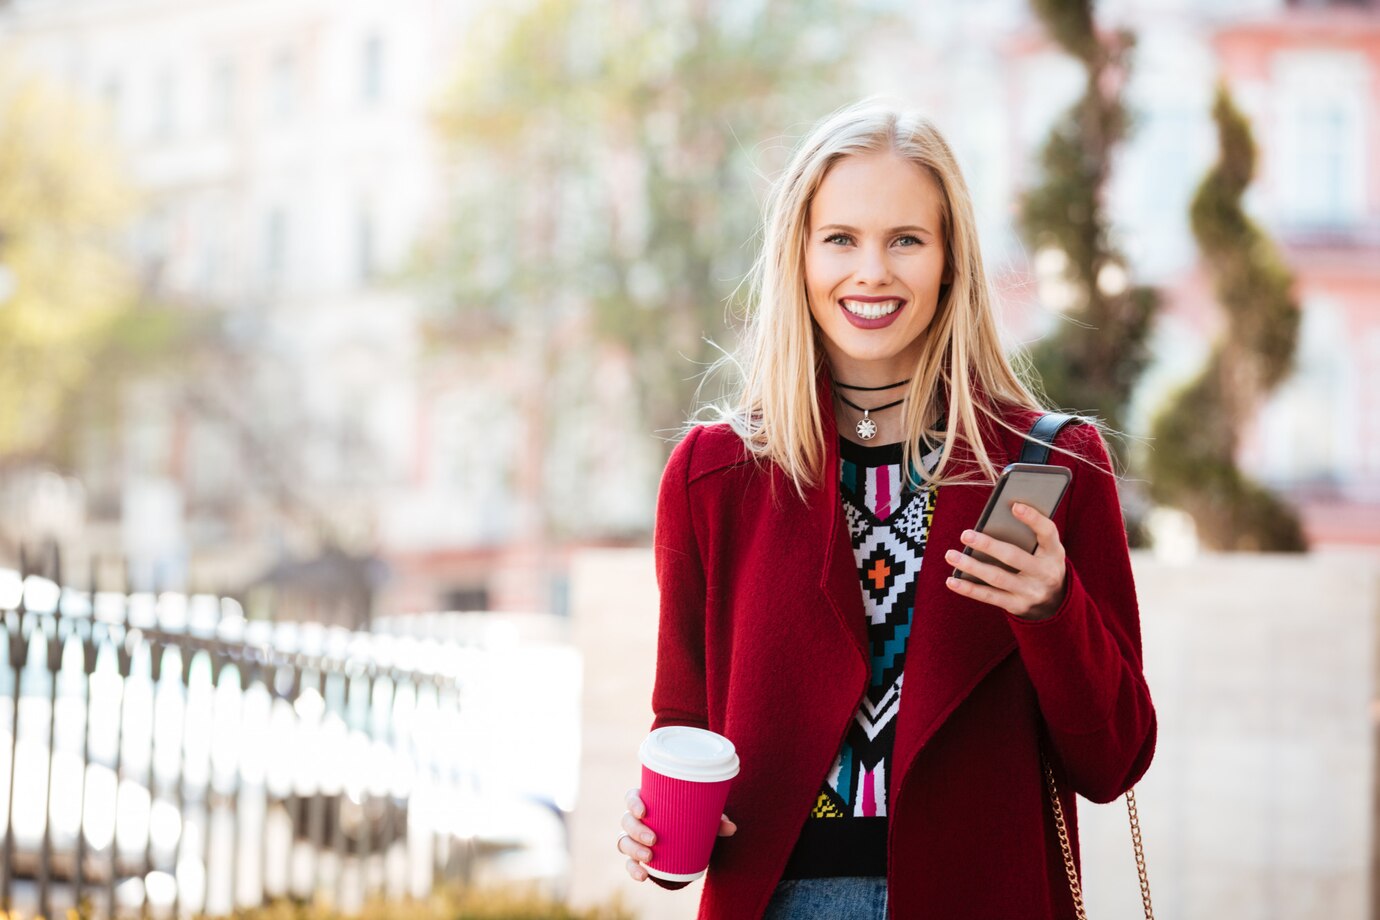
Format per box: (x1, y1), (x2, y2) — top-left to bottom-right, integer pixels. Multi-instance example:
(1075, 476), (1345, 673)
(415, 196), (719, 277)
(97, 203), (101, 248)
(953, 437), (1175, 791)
(638, 726), (740, 887)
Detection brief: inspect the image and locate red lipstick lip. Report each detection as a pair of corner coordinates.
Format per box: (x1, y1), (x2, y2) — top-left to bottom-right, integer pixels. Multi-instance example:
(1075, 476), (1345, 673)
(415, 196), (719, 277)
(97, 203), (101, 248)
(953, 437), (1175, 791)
(838, 297), (906, 329)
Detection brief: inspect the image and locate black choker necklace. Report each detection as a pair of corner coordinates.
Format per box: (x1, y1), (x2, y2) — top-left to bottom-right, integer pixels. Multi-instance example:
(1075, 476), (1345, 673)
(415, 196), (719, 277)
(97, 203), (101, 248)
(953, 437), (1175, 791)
(828, 377), (905, 391)
(832, 377), (911, 440)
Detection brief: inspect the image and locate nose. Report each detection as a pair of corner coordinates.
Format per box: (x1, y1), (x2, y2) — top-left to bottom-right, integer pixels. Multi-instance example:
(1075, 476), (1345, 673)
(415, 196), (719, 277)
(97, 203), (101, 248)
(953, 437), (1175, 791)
(853, 242), (892, 286)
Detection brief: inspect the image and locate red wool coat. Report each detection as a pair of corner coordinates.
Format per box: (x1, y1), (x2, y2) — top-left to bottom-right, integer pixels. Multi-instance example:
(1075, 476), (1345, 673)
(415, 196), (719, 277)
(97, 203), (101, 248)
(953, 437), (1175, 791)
(648, 363), (1156, 919)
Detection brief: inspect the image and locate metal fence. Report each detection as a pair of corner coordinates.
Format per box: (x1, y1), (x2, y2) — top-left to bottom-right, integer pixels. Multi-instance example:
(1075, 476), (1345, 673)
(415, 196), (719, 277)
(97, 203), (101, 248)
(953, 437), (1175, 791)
(0, 549), (474, 920)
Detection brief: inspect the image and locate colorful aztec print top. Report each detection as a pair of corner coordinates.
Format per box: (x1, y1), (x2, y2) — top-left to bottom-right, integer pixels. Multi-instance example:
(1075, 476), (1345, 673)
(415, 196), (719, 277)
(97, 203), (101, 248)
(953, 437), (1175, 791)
(780, 433), (942, 879)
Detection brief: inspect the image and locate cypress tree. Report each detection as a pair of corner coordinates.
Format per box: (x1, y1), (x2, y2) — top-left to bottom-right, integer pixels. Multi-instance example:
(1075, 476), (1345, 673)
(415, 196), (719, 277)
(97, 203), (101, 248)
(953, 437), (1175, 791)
(1146, 82), (1306, 551)
(1019, 0), (1159, 453)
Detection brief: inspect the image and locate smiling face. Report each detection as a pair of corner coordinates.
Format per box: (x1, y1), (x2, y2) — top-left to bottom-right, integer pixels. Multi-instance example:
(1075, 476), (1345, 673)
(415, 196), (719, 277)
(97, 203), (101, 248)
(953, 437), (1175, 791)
(804, 151), (951, 387)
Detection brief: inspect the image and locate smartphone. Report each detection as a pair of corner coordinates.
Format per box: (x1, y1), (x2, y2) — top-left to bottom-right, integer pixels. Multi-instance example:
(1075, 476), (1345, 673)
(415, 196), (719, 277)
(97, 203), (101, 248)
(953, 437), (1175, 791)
(952, 462), (1072, 586)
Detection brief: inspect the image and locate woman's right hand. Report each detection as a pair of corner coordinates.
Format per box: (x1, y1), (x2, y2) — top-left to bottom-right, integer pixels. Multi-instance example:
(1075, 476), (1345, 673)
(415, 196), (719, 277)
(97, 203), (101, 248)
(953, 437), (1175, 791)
(620, 787), (738, 882)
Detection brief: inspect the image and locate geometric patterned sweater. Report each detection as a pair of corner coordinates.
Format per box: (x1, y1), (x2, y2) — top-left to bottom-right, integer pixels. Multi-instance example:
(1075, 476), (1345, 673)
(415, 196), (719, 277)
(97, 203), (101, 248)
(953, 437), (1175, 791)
(780, 433), (942, 879)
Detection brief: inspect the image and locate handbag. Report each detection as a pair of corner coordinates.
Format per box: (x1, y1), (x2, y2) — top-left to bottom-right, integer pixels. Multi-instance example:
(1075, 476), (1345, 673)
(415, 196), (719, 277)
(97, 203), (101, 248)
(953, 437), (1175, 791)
(1019, 413), (1155, 920)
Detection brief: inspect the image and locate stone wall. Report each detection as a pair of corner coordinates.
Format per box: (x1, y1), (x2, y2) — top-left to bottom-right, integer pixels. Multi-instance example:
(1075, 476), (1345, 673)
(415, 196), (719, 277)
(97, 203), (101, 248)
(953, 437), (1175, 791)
(568, 548), (1380, 919)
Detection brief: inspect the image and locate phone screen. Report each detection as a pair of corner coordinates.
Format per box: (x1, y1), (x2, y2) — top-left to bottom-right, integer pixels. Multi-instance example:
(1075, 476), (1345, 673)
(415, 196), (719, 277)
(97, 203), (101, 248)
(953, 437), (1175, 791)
(952, 463), (1072, 585)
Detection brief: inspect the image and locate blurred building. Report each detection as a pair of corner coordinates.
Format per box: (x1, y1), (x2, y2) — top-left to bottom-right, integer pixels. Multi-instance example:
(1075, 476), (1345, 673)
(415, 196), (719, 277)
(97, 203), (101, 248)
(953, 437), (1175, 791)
(870, 0), (1380, 548)
(0, 0), (657, 620)
(0, 0), (1374, 628)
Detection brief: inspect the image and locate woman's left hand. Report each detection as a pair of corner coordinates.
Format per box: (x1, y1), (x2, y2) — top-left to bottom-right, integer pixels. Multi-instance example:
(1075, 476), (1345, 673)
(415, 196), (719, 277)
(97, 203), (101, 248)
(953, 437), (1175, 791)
(943, 502), (1067, 621)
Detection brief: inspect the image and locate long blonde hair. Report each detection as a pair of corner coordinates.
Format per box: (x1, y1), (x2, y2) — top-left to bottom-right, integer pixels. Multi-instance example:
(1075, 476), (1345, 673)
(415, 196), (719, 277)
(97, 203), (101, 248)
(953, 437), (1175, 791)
(690, 99), (1095, 503)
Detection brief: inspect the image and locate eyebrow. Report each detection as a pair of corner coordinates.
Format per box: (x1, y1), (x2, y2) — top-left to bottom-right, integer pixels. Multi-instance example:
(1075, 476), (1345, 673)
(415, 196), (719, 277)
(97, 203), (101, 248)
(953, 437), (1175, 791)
(816, 223), (936, 236)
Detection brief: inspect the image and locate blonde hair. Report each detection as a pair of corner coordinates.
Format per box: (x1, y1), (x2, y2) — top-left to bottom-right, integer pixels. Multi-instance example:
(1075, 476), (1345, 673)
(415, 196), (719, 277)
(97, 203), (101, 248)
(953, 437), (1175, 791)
(690, 98), (1100, 503)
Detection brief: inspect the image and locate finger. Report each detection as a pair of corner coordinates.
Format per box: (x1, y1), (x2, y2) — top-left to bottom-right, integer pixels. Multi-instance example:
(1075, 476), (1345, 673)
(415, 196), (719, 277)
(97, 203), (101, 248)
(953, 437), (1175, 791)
(945, 548), (1021, 593)
(626, 857), (648, 881)
(945, 574), (1017, 615)
(1013, 503), (1062, 554)
(955, 529), (1034, 574)
(618, 833), (654, 862)
(625, 789), (646, 820)
(718, 814), (737, 836)
(621, 812), (656, 845)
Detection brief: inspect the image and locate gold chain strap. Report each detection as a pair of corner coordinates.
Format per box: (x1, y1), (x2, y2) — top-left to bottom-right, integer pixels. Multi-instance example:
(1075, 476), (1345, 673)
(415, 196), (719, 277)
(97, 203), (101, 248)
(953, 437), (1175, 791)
(1125, 787), (1154, 919)
(1041, 753), (1154, 920)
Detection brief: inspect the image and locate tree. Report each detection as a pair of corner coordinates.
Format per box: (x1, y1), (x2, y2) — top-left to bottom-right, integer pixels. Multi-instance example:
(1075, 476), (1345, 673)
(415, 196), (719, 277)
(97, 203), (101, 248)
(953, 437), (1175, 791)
(1018, 0), (1158, 457)
(422, 0), (894, 539)
(1145, 83), (1305, 551)
(0, 65), (139, 462)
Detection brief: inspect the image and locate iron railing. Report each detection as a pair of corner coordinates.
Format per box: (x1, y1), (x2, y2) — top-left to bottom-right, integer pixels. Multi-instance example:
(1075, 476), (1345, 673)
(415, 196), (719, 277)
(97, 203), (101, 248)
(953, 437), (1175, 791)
(0, 548), (474, 919)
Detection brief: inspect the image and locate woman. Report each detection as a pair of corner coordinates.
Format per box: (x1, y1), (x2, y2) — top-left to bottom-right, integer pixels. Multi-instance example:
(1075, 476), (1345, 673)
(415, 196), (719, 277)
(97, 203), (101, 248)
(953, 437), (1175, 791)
(615, 99), (1156, 919)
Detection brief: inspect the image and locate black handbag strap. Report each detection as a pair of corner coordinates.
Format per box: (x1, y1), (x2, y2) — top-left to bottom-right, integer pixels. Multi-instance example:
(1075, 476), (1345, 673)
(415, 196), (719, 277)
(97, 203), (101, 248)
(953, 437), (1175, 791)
(1018, 412), (1081, 465)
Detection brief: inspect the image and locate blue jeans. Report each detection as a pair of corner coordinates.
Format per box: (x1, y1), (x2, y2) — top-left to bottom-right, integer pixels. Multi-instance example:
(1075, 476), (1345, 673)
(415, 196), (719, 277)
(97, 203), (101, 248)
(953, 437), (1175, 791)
(764, 877), (888, 919)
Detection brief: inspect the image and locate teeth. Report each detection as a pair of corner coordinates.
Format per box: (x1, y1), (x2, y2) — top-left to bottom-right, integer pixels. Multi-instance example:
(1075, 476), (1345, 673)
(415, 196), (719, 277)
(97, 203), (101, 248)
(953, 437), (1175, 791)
(842, 299), (902, 319)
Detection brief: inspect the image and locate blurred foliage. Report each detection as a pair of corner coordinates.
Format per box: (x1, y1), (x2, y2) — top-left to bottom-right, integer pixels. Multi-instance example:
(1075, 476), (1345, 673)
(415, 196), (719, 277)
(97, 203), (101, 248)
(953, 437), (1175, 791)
(0, 64), (141, 463)
(67, 885), (637, 920)
(43, 303), (215, 472)
(1146, 83), (1305, 551)
(1018, 0), (1157, 545)
(1019, 0), (1157, 442)
(1021, 0), (1159, 441)
(422, 0), (899, 466)
(1029, 0), (1099, 62)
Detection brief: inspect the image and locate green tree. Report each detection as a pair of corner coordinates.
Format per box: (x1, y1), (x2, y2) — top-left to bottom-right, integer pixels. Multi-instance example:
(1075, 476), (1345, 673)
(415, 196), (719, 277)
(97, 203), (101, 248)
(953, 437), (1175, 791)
(422, 0), (892, 539)
(1146, 83), (1305, 551)
(0, 65), (139, 461)
(1018, 0), (1158, 453)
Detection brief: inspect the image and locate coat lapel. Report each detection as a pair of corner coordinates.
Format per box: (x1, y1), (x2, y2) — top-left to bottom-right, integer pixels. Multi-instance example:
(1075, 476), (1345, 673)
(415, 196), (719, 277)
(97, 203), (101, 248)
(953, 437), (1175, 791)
(889, 469), (1018, 798)
(812, 364), (871, 673)
(807, 363), (1018, 806)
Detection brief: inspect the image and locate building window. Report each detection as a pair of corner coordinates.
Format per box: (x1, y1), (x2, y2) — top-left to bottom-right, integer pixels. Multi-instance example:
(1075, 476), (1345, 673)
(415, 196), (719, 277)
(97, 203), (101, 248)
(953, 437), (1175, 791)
(269, 49), (296, 121)
(357, 206), (377, 282)
(102, 77), (122, 131)
(361, 33), (384, 104)
(441, 586), (488, 612)
(1295, 104), (1349, 223)
(1274, 50), (1367, 233)
(153, 68), (176, 139)
(266, 207), (288, 288)
(210, 59), (234, 133)
(199, 199), (224, 294)
(1252, 299), (1356, 486)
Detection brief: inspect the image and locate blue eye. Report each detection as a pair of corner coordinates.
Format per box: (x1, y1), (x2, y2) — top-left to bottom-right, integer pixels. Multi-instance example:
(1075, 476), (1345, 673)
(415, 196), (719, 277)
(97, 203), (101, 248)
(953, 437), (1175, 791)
(895, 235), (922, 247)
(824, 233), (852, 245)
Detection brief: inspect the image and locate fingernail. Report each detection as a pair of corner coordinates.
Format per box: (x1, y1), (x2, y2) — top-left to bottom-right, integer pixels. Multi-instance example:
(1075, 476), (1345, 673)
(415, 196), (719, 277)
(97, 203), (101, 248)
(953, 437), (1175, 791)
(1013, 502), (1026, 515)
(961, 529), (975, 542)
(640, 848), (652, 860)
(641, 832), (655, 845)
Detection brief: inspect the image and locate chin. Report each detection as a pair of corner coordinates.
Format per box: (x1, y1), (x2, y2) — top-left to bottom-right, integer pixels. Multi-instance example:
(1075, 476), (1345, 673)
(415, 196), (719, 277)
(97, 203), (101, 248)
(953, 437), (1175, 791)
(838, 343), (914, 362)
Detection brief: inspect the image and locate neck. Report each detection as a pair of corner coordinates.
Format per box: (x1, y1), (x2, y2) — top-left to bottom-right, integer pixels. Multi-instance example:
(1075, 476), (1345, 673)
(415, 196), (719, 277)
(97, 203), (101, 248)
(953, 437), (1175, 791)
(820, 354), (928, 446)
(829, 363), (910, 392)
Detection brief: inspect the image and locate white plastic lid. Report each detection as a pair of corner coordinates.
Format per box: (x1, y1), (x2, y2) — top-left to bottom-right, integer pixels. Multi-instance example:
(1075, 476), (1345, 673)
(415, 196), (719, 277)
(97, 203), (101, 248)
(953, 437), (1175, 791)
(639, 726), (741, 783)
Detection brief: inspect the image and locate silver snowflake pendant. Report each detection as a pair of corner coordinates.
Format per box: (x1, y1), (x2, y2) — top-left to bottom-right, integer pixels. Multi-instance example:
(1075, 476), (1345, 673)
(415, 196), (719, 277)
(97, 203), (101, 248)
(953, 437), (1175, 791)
(856, 415), (877, 440)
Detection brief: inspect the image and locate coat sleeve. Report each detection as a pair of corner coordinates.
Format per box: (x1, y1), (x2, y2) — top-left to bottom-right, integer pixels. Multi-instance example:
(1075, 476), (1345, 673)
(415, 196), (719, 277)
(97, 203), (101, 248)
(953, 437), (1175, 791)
(1005, 422), (1157, 803)
(649, 425), (711, 732)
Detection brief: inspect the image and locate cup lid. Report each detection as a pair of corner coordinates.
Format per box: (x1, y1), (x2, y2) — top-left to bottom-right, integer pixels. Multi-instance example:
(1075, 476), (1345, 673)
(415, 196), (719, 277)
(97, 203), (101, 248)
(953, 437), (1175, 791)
(639, 726), (741, 783)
